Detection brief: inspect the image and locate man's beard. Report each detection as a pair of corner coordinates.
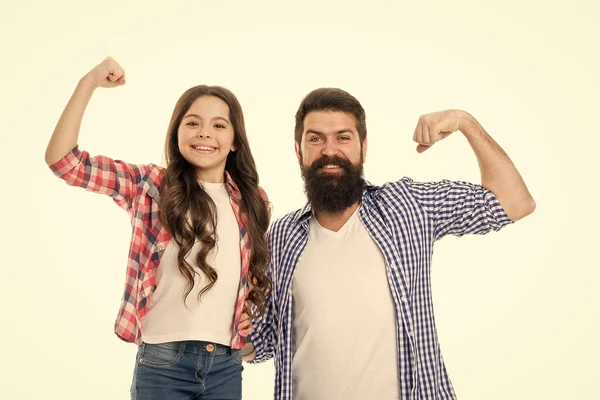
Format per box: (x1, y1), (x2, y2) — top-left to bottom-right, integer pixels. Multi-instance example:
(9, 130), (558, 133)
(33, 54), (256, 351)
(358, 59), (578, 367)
(301, 154), (365, 213)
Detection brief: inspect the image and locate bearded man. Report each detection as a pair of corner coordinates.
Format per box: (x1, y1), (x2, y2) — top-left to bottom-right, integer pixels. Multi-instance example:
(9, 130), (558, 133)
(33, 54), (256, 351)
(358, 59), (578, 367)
(245, 88), (535, 400)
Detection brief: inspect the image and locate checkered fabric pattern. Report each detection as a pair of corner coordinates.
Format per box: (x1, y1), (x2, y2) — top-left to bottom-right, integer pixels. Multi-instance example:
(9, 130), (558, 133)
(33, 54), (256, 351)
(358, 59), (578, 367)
(249, 177), (512, 399)
(50, 145), (260, 349)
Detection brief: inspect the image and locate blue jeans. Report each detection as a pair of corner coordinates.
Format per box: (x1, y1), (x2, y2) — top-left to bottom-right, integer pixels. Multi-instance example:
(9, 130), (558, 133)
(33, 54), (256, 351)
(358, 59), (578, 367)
(131, 341), (244, 400)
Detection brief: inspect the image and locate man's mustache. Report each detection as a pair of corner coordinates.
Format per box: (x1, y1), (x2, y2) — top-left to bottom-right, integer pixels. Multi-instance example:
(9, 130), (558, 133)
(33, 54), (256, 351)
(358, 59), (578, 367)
(309, 155), (354, 171)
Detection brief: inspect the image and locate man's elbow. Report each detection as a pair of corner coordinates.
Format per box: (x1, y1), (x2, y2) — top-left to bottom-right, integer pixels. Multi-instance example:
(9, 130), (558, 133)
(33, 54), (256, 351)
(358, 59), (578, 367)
(507, 196), (536, 222)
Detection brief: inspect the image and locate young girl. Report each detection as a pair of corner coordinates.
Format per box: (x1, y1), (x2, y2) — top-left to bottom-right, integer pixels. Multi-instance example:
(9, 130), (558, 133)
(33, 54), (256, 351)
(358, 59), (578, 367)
(45, 57), (271, 400)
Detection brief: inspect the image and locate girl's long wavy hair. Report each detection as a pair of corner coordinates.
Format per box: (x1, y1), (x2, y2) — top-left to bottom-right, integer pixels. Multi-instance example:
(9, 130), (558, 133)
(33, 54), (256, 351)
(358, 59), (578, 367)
(159, 85), (271, 318)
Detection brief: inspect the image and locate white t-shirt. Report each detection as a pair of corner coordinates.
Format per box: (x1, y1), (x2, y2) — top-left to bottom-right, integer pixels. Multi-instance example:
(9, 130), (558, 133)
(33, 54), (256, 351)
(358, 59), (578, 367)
(142, 181), (241, 345)
(292, 208), (400, 400)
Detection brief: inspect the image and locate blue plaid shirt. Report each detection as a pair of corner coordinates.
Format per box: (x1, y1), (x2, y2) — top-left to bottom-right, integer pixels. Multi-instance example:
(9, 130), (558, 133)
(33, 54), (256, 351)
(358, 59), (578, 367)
(249, 177), (512, 400)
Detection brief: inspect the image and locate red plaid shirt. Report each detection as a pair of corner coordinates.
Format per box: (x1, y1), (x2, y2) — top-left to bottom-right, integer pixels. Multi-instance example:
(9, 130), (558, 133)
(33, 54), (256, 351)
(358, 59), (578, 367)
(50, 146), (263, 349)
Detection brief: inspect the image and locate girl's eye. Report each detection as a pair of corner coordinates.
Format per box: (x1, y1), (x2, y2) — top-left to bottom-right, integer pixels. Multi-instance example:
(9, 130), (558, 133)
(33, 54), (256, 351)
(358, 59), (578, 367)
(215, 124), (226, 129)
(186, 121), (198, 127)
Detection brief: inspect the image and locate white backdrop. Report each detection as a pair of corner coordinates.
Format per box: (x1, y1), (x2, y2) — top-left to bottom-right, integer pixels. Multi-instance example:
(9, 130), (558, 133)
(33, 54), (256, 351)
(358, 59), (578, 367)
(1, 1), (598, 399)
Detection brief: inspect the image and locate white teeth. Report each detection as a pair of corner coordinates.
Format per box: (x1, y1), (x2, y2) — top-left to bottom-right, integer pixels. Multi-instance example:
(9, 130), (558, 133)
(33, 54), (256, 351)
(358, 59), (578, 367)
(193, 145), (215, 151)
(323, 165), (339, 168)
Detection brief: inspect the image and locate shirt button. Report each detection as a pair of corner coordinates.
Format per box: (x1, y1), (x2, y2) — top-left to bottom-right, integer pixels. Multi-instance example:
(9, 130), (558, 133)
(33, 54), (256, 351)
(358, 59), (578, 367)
(141, 293), (146, 298)
(401, 296), (408, 302)
(157, 245), (164, 251)
(407, 330), (413, 337)
(148, 269), (153, 274)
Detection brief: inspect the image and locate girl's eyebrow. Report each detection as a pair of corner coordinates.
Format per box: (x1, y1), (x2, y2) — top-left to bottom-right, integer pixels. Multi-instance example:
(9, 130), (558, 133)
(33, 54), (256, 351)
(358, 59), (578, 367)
(183, 114), (231, 124)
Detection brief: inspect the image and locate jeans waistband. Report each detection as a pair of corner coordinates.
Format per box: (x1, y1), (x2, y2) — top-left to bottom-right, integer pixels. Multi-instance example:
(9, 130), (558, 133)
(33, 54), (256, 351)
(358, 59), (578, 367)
(142, 340), (232, 356)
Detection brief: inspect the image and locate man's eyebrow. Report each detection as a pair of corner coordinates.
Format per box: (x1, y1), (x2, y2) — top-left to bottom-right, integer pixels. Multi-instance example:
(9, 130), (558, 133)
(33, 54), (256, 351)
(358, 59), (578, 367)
(305, 129), (355, 135)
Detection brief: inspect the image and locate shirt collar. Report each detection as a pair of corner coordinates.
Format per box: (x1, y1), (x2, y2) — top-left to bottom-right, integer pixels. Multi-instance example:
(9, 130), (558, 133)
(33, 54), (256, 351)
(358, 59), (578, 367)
(224, 171), (242, 201)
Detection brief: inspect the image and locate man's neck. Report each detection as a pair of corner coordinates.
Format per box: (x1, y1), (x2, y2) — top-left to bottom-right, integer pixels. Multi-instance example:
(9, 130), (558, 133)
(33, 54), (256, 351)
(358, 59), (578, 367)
(313, 202), (360, 232)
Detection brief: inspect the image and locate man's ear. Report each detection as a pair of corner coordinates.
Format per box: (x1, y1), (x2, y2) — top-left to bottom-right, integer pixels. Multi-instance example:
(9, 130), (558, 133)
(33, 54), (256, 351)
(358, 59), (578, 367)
(362, 138), (368, 162)
(295, 142), (302, 163)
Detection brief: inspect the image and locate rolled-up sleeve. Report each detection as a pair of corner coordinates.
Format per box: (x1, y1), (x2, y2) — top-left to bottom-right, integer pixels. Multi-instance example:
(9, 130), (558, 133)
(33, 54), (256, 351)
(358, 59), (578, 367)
(248, 293), (277, 363)
(49, 145), (150, 212)
(404, 179), (512, 241)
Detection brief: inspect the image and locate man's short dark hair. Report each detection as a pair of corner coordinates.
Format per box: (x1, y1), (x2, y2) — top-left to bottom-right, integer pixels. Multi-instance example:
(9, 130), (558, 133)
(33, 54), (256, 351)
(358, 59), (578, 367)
(294, 88), (367, 145)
